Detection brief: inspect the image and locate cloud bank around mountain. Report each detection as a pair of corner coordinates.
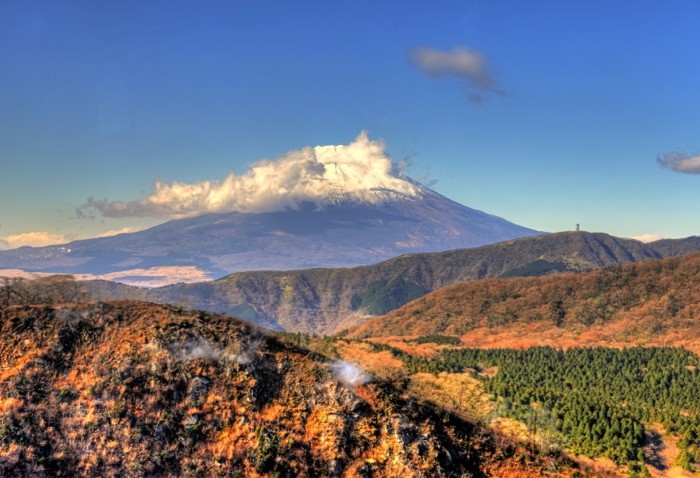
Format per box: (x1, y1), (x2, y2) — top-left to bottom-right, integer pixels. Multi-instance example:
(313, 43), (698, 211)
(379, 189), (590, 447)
(95, 227), (141, 238)
(632, 233), (664, 243)
(657, 152), (700, 174)
(408, 45), (504, 102)
(84, 132), (420, 219)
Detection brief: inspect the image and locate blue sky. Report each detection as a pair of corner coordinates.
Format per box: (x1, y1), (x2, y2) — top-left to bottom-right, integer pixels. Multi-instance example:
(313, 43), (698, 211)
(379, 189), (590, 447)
(1, 1), (700, 248)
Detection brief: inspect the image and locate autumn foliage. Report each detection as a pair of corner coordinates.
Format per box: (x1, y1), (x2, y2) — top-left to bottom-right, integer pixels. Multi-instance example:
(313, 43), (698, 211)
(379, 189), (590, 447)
(351, 252), (700, 354)
(0, 301), (579, 477)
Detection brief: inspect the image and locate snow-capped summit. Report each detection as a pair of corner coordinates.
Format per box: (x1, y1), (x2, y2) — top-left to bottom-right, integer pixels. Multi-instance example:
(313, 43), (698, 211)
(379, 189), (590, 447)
(0, 134), (542, 285)
(84, 132), (422, 219)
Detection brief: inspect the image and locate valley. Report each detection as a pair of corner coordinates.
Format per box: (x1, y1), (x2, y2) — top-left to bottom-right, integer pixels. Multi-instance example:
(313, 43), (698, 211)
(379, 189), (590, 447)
(88, 231), (700, 334)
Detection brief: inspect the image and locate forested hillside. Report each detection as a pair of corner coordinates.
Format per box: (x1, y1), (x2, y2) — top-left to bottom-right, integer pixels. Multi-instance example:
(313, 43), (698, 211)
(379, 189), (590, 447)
(364, 342), (700, 475)
(88, 232), (700, 334)
(351, 251), (700, 354)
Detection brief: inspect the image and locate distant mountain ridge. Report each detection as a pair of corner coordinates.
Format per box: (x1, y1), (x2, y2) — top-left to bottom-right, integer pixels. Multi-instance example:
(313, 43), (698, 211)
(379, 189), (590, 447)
(0, 186), (539, 285)
(88, 231), (700, 334)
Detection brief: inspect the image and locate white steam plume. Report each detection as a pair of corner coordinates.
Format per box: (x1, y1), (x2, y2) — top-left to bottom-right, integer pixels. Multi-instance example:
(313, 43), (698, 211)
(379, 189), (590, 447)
(84, 132), (420, 219)
(331, 360), (371, 387)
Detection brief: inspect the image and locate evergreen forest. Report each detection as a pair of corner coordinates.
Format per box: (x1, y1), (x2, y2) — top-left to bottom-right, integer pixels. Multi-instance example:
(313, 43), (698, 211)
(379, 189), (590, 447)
(377, 344), (700, 471)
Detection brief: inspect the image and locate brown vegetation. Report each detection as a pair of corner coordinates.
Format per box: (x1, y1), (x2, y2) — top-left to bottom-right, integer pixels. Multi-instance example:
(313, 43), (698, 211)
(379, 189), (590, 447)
(0, 275), (87, 307)
(350, 252), (700, 353)
(0, 300), (584, 477)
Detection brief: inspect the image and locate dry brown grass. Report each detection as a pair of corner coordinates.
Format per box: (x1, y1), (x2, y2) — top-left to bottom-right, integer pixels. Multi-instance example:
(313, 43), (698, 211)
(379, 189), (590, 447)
(351, 253), (700, 354)
(645, 424), (696, 478)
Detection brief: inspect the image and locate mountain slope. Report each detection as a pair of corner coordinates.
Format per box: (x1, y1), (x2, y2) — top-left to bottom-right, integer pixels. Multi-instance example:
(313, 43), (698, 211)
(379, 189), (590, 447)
(646, 235), (700, 257)
(88, 232), (700, 334)
(0, 187), (539, 285)
(349, 251), (700, 354)
(0, 301), (574, 477)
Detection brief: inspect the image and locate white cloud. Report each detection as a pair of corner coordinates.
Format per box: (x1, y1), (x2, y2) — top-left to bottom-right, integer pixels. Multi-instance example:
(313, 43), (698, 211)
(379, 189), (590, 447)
(84, 132), (421, 219)
(2, 231), (68, 248)
(631, 233), (664, 243)
(95, 227), (140, 238)
(408, 45), (503, 101)
(657, 152), (700, 174)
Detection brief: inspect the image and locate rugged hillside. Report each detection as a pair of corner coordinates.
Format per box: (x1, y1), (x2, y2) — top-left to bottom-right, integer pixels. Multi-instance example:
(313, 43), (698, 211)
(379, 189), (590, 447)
(0, 301), (576, 477)
(89, 232), (700, 334)
(350, 252), (700, 354)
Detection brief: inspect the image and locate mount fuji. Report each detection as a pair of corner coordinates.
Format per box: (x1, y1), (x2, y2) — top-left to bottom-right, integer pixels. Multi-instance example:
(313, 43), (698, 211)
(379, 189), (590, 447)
(0, 134), (541, 285)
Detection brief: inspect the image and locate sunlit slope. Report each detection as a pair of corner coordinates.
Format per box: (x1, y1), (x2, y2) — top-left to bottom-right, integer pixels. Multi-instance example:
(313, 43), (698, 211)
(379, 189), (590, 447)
(350, 252), (700, 353)
(0, 300), (581, 477)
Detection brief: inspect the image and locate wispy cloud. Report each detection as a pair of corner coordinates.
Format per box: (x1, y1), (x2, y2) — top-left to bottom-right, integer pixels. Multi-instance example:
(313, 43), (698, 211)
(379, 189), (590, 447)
(408, 45), (504, 102)
(657, 152), (700, 174)
(80, 132), (420, 219)
(631, 233), (664, 243)
(2, 231), (68, 248)
(95, 227), (140, 238)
